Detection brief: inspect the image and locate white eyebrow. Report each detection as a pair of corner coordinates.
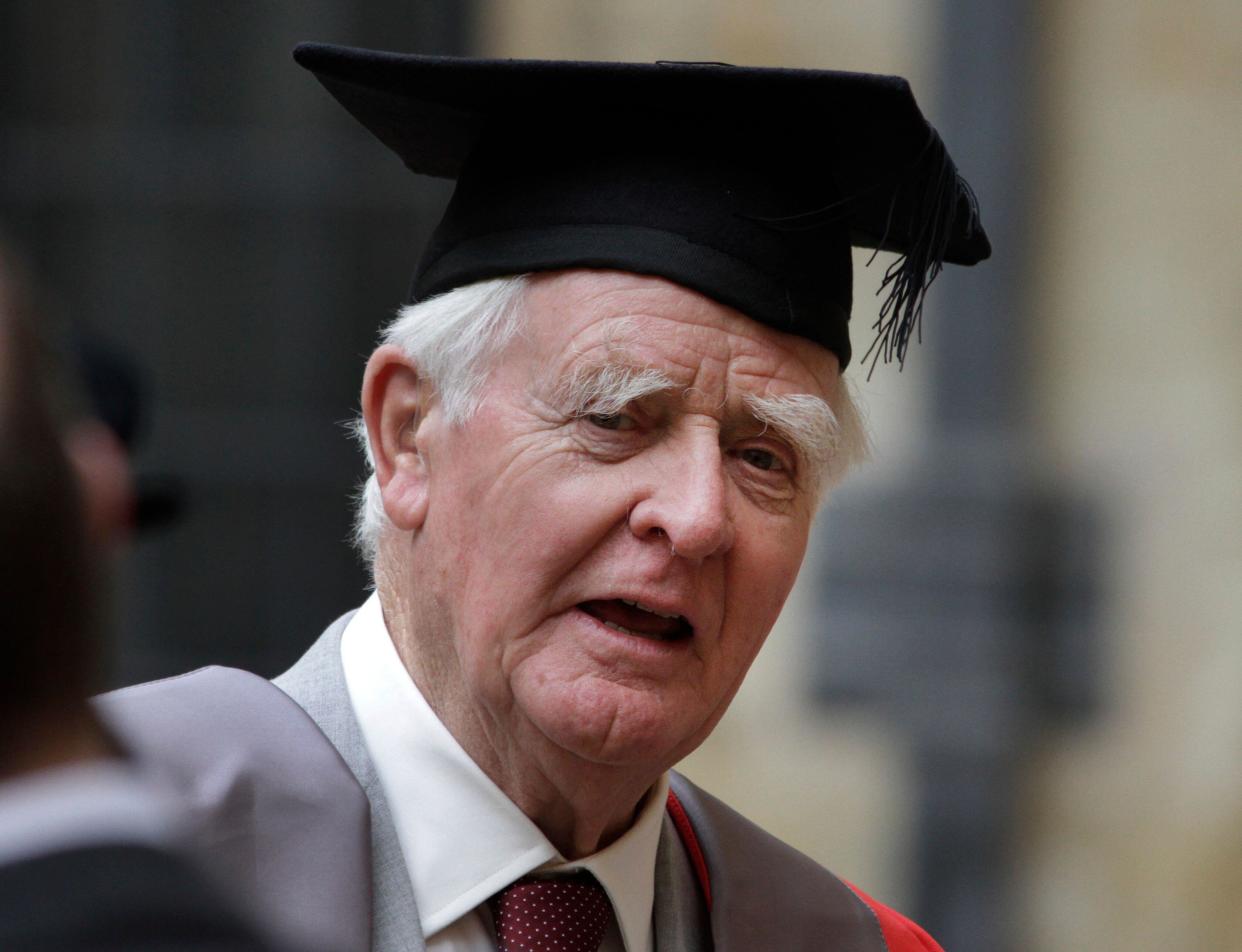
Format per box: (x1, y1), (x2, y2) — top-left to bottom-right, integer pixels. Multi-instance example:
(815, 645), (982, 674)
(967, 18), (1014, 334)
(556, 361), (677, 417)
(743, 392), (841, 493)
(557, 358), (847, 494)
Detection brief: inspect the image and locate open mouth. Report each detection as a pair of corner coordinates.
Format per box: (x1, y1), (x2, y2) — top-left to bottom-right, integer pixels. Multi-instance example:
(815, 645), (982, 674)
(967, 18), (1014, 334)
(578, 599), (693, 642)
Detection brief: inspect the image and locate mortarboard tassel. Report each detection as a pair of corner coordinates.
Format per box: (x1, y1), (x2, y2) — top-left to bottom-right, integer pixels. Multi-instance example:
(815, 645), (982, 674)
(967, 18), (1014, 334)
(861, 133), (980, 377)
(747, 129), (982, 377)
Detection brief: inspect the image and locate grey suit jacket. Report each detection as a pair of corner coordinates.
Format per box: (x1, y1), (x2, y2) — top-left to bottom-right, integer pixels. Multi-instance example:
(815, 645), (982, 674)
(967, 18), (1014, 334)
(100, 613), (893, 952)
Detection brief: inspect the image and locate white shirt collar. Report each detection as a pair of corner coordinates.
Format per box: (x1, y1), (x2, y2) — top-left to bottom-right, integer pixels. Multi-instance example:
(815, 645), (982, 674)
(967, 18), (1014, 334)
(340, 593), (667, 952)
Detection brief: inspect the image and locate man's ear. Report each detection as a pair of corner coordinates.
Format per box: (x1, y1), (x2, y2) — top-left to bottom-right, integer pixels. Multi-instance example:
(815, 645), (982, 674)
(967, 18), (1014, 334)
(361, 344), (433, 532)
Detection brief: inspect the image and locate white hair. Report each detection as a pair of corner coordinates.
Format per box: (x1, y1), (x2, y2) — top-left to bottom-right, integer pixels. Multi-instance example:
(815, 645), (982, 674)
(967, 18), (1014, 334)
(351, 276), (528, 564)
(351, 274), (869, 566)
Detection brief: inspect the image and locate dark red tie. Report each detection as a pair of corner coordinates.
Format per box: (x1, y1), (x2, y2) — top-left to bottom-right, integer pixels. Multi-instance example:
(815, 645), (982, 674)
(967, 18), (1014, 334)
(488, 872), (615, 952)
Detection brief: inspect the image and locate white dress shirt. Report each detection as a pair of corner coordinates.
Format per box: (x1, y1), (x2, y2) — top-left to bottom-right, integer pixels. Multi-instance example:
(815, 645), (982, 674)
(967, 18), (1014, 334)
(0, 759), (182, 867)
(340, 593), (668, 952)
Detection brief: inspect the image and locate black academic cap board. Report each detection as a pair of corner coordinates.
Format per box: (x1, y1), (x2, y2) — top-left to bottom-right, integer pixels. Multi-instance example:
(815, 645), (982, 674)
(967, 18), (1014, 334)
(294, 44), (990, 371)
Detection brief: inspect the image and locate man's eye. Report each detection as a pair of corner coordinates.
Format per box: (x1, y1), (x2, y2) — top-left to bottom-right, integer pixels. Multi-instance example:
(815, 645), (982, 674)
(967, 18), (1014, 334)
(740, 447), (783, 471)
(586, 412), (636, 431)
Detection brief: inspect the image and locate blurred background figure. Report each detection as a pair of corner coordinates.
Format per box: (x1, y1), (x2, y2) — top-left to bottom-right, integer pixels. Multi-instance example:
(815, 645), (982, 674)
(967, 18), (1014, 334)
(0, 242), (108, 802)
(2, 3), (1238, 951)
(0, 242), (278, 950)
(62, 328), (185, 551)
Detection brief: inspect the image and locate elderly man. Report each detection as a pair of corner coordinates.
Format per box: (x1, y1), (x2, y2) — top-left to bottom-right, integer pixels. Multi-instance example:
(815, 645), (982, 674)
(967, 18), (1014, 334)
(102, 46), (989, 952)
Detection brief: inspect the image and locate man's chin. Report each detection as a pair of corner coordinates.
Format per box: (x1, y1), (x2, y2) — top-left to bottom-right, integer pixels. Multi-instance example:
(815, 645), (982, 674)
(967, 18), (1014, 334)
(521, 683), (698, 774)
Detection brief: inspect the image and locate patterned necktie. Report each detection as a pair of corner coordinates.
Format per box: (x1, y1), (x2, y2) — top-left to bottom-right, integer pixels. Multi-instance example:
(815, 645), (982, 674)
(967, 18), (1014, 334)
(488, 872), (615, 952)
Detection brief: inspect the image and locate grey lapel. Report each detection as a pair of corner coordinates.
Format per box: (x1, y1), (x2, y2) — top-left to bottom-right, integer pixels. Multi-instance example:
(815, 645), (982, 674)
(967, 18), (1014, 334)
(274, 613), (427, 952)
(668, 773), (888, 952)
(653, 814), (712, 952)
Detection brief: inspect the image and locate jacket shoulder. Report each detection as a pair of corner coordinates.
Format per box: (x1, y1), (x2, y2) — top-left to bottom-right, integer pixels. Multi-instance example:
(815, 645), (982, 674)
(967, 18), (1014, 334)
(97, 664), (362, 806)
(95, 663), (371, 952)
(669, 772), (941, 952)
(845, 881), (946, 952)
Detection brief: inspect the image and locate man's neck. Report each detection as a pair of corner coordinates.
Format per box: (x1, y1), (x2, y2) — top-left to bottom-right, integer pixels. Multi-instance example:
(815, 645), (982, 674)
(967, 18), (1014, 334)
(409, 648), (659, 858)
(465, 721), (658, 859)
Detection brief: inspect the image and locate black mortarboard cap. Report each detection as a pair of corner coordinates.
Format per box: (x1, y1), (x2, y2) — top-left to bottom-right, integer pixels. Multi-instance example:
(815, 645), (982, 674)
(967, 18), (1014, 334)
(294, 44), (990, 371)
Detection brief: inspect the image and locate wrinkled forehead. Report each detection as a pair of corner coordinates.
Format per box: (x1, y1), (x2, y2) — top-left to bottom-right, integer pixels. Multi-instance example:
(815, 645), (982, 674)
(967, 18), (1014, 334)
(519, 270), (840, 403)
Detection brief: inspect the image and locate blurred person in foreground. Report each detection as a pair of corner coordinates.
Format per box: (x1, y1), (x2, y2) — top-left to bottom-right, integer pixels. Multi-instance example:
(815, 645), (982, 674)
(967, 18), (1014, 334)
(101, 49), (992, 952)
(0, 245), (278, 951)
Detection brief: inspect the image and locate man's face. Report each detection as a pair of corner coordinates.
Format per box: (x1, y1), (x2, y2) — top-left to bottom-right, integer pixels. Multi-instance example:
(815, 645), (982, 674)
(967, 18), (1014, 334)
(392, 270), (839, 777)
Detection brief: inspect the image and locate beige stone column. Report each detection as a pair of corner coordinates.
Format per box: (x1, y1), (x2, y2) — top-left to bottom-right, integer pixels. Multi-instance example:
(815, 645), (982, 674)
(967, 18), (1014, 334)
(1022, 2), (1242, 949)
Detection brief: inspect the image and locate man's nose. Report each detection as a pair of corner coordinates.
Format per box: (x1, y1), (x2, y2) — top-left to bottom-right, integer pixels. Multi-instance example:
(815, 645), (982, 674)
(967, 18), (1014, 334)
(628, 440), (735, 561)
